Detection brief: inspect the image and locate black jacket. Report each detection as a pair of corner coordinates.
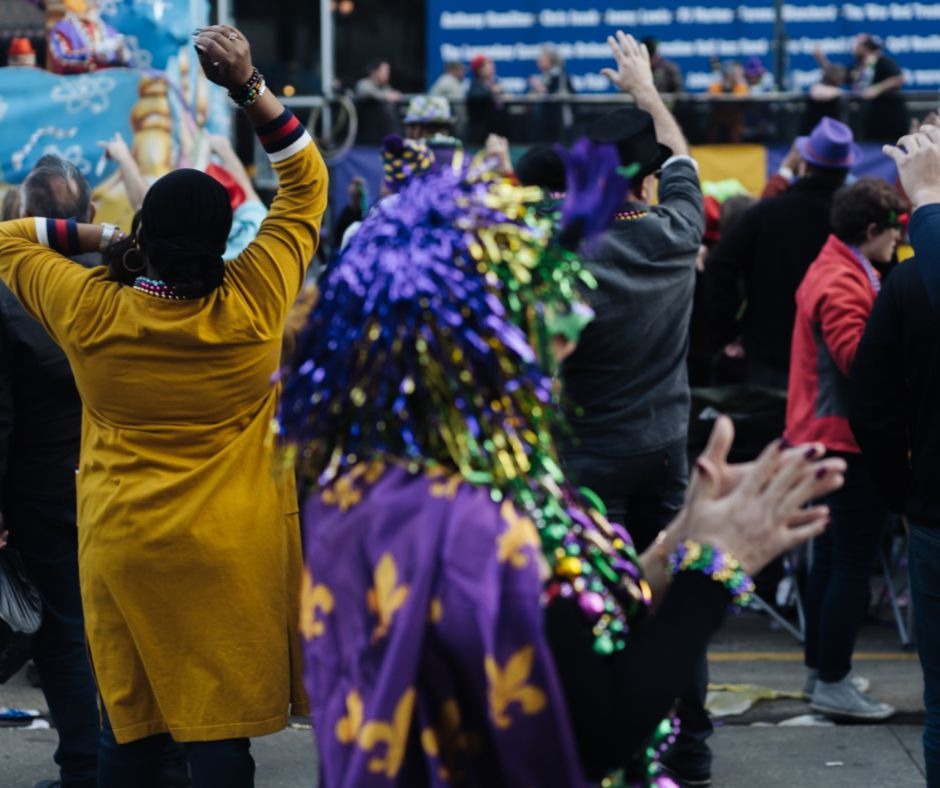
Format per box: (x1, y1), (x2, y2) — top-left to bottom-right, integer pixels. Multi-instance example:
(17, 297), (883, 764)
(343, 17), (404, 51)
(0, 253), (99, 523)
(561, 158), (704, 456)
(849, 205), (940, 522)
(706, 172), (846, 376)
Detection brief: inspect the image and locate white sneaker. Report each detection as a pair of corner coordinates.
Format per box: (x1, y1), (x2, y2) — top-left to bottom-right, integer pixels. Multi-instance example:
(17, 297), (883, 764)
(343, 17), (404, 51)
(810, 676), (895, 721)
(803, 669), (871, 700)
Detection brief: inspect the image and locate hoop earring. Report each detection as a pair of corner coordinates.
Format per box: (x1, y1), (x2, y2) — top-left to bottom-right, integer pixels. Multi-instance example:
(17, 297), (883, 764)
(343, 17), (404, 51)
(122, 247), (145, 274)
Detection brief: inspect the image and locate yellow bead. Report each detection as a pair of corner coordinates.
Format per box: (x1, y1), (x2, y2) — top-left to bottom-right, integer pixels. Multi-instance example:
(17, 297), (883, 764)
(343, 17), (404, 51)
(558, 556), (582, 578)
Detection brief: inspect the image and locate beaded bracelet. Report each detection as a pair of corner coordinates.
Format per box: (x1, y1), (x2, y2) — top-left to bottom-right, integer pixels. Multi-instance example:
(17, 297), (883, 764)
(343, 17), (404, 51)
(667, 540), (755, 609)
(229, 67), (266, 107)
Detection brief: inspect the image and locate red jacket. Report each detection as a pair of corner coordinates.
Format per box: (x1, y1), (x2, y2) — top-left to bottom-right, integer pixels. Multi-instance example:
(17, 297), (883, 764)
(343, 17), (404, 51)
(785, 234), (880, 453)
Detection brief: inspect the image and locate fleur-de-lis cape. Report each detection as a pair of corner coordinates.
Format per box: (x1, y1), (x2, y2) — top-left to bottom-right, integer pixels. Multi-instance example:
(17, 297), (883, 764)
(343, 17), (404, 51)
(284, 151), (646, 786)
(302, 463), (587, 786)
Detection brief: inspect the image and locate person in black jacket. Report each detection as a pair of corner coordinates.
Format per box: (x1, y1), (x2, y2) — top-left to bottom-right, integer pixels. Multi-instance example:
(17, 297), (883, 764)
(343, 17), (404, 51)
(0, 156), (101, 788)
(560, 32), (711, 786)
(706, 117), (858, 388)
(528, 46), (575, 143)
(850, 123), (940, 787)
(1, 157), (188, 788)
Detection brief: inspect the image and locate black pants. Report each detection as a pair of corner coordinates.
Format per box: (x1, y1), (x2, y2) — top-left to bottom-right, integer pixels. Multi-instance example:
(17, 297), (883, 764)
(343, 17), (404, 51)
(8, 500), (98, 788)
(804, 452), (888, 682)
(563, 439), (688, 549)
(564, 440), (711, 777)
(98, 709), (254, 788)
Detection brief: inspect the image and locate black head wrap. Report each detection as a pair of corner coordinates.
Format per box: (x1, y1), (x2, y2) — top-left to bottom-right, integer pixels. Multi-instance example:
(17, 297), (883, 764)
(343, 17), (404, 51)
(140, 168), (233, 298)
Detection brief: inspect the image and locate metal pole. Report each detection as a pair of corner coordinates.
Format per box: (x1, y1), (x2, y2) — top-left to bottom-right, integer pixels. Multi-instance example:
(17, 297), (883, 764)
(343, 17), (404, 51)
(217, 0), (233, 27)
(773, 0), (788, 90)
(320, 0), (335, 135)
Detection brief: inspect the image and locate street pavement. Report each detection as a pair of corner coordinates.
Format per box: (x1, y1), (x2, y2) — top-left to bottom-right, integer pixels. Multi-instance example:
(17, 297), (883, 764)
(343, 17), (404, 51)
(0, 608), (925, 787)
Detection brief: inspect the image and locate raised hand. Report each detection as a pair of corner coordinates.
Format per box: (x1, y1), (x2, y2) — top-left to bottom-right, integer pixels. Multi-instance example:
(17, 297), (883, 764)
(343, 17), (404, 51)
(678, 417), (846, 575)
(601, 30), (656, 97)
(883, 125), (940, 210)
(193, 24), (253, 91)
(98, 132), (132, 163)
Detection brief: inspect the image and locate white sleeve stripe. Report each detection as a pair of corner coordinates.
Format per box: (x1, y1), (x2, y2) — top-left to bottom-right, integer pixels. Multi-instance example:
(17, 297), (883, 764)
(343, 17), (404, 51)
(267, 132), (314, 164)
(662, 154), (699, 173)
(35, 217), (49, 247)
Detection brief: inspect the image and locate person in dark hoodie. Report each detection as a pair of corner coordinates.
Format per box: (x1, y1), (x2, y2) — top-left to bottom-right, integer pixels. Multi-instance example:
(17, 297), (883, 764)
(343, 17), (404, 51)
(706, 117), (859, 388)
(850, 122), (940, 787)
(1, 156), (191, 788)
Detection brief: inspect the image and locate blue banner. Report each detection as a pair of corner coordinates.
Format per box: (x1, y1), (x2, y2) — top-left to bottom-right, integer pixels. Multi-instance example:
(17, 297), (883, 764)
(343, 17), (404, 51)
(427, 1), (940, 93)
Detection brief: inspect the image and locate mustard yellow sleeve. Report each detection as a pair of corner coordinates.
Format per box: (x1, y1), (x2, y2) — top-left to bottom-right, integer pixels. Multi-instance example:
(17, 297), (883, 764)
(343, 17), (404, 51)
(226, 110), (328, 331)
(0, 218), (101, 346)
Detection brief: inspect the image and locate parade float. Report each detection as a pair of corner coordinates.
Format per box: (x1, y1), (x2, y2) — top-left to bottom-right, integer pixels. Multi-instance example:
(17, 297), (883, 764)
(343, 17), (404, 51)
(0, 0), (228, 227)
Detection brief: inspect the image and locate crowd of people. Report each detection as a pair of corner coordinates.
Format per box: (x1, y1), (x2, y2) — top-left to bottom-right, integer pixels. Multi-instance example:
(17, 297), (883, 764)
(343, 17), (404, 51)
(1, 20), (940, 788)
(350, 32), (914, 147)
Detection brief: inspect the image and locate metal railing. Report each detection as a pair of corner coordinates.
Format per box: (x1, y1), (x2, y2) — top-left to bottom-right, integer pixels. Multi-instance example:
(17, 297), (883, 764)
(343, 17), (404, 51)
(295, 89), (940, 146)
(251, 90), (939, 189)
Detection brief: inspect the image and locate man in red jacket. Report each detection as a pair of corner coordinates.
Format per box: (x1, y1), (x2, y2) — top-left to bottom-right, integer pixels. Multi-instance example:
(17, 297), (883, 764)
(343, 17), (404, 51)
(786, 177), (906, 720)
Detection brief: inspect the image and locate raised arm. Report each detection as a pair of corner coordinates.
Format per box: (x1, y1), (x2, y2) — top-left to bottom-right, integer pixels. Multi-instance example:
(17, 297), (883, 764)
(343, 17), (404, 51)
(0, 218), (116, 345)
(208, 133), (262, 204)
(193, 25), (328, 328)
(602, 31), (689, 157)
(99, 133), (149, 211)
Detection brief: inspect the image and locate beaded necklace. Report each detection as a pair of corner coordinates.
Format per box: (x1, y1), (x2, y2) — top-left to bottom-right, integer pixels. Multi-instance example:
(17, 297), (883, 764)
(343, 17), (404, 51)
(132, 276), (189, 300)
(614, 209), (648, 222)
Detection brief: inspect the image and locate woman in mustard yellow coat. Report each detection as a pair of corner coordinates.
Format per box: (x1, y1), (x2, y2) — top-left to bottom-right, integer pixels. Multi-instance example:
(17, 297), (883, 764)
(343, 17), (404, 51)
(0, 28), (326, 786)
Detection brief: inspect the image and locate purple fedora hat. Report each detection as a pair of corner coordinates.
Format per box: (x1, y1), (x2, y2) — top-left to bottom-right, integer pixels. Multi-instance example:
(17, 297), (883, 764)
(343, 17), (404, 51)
(795, 117), (862, 170)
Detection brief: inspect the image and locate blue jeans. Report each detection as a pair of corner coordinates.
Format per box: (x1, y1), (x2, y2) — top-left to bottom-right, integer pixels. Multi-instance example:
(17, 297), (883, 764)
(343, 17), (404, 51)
(909, 524), (940, 787)
(803, 453), (888, 682)
(8, 501), (98, 788)
(98, 709), (254, 788)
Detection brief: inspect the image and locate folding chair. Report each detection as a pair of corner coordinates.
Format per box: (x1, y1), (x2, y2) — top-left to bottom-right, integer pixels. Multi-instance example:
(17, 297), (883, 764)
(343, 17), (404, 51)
(875, 518), (914, 649)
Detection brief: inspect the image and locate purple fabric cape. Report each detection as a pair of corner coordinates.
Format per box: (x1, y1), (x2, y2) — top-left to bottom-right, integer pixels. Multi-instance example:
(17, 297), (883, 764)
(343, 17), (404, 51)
(301, 462), (588, 787)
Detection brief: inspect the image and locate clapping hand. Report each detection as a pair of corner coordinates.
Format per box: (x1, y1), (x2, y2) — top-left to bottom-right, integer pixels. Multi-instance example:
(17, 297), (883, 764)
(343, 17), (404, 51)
(678, 416), (845, 575)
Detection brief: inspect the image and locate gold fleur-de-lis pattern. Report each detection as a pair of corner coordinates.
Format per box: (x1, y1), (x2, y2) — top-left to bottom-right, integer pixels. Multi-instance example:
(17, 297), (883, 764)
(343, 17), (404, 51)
(300, 569), (335, 641)
(484, 646), (548, 729)
(321, 461), (387, 512)
(421, 699), (481, 781)
(335, 689), (365, 745)
(334, 688), (417, 778)
(497, 501), (541, 569)
(429, 472), (462, 501)
(367, 553), (411, 642)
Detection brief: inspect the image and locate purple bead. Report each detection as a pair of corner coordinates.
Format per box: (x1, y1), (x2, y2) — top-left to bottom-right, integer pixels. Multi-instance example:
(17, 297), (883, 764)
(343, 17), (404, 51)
(578, 591), (606, 621)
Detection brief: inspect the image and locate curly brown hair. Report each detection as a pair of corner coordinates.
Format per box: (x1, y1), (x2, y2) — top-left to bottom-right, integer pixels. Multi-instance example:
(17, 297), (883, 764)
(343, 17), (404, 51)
(830, 177), (907, 246)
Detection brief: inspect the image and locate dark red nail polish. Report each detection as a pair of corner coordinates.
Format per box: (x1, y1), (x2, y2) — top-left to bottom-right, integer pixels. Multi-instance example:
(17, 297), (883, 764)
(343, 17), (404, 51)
(816, 467), (828, 479)
(695, 460), (706, 474)
(777, 437), (791, 451)
(805, 446), (819, 459)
